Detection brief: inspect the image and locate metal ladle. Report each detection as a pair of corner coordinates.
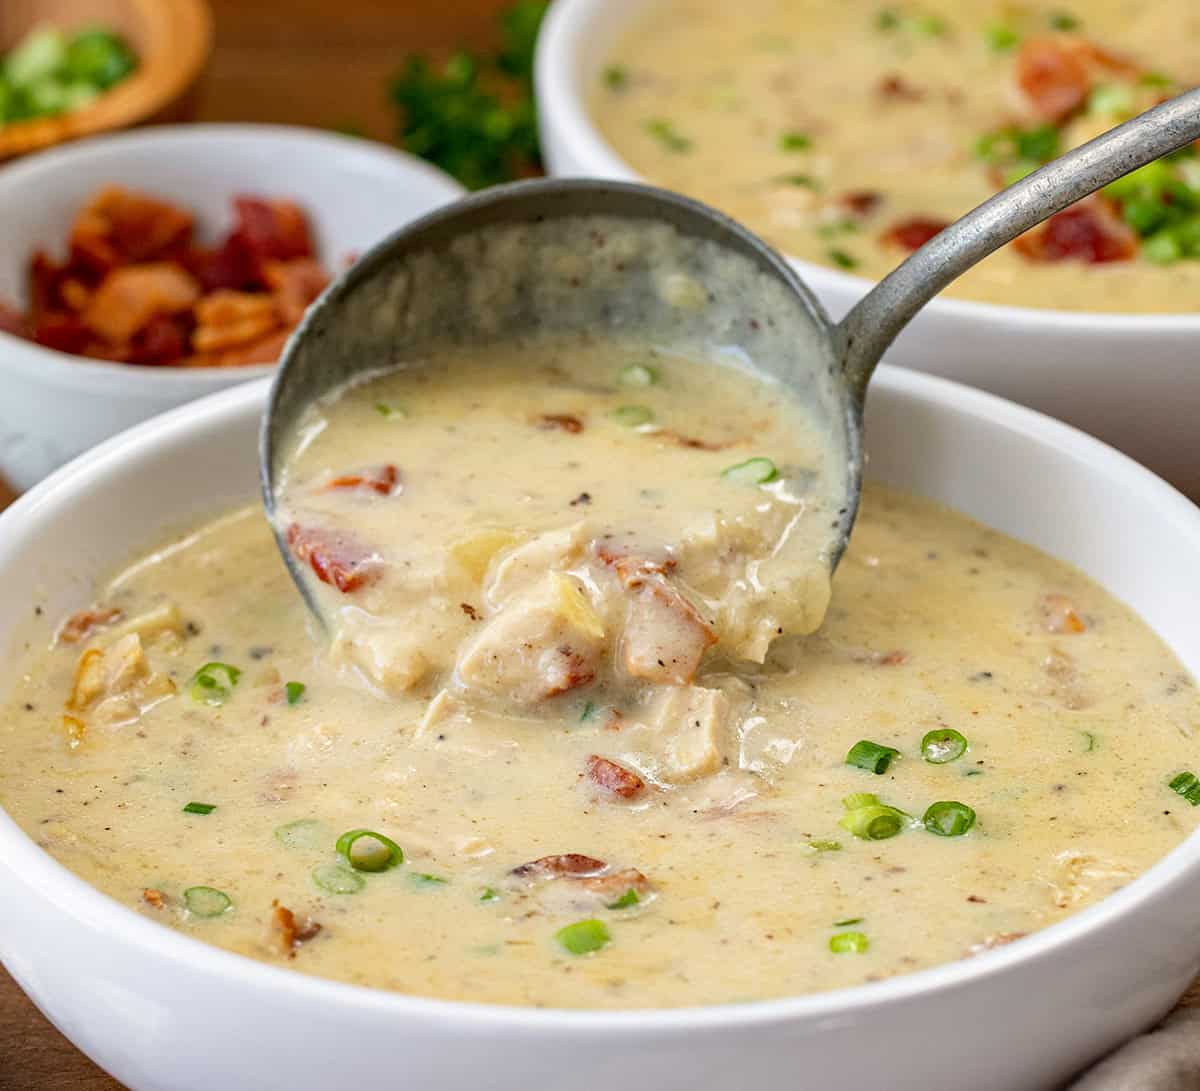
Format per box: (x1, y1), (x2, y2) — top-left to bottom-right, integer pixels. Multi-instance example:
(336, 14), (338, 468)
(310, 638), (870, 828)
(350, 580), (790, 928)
(263, 90), (1200, 626)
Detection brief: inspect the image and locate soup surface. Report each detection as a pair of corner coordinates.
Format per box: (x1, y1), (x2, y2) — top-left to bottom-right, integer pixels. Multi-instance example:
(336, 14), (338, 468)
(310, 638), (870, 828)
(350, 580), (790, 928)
(2, 346), (1199, 1009)
(594, 0), (1200, 312)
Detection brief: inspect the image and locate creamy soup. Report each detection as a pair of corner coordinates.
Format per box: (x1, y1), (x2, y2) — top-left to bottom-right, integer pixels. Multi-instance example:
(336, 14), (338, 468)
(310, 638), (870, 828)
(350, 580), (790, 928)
(594, 0), (1200, 312)
(2, 346), (1199, 1009)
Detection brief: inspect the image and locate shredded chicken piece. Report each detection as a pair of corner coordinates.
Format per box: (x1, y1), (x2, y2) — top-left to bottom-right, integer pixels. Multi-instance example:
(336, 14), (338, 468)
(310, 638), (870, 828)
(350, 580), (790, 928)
(66, 632), (176, 730)
(621, 577), (716, 685)
(646, 685), (731, 782)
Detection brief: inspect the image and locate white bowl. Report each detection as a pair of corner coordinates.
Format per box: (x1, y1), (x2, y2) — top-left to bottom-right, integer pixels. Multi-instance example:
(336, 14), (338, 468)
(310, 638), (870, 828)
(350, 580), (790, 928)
(535, 0), (1200, 500)
(0, 123), (464, 491)
(2, 369), (1199, 1091)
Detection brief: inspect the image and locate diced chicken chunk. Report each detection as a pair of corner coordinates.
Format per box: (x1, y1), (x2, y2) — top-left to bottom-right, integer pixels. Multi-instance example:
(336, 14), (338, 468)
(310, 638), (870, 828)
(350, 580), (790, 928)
(484, 523), (589, 608)
(646, 685), (731, 783)
(66, 633), (176, 730)
(621, 577), (716, 685)
(456, 574), (605, 707)
(332, 613), (430, 695)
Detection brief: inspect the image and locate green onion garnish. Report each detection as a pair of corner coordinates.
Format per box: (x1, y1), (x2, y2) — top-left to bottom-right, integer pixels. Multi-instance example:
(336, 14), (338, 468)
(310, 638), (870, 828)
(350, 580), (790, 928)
(556, 919), (611, 955)
(579, 701), (598, 722)
(184, 886), (232, 917)
(1081, 731), (1098, 753)
(603, 65), (629, 90)
(644, 118), (692, 153)
(721, 457), (779, 485)
(611, 405), (655, 428)
(411, 873), (449, 887)
(777, 173), (820, 189)
(374, 402), (408, 419)
(829, 931), (869, 954)
(846, 739), (900, 774)
(828, 248), (859, 270)
(480, 887), (501, 902)
(1138, 72), (1173, 89)
(336, 829), (404, 872)
(1088, 83), (1135, 117)
(912, 13), (947, 36)
(285, 681), (306, 706)
(1169, 771), (1200, 805)
(809, 839), (842, 852)
(833, 917), (863, 927)
(187, 661), (241, 706)
(607, 888), (641, 910)
(985, 24), (1020, 51)
(1048, 11), (1079, 30)
(275, 818), (324, 849)
(923, 800), (977, 836)
(921, 728), (968, 764)
(876, 9), (900, 30)
(182, 801), (216, 815)
(312, 863), (366, 894)
(1143, 230), (1183, 264)
(617, 362), (660, 387)
(839, 793), (905, 840)
(779, 130), (812, 152)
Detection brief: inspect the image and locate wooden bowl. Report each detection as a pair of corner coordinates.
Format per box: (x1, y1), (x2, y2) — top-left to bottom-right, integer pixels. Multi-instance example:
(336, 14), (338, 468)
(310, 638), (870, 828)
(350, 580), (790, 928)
(0, 0), (212, 161)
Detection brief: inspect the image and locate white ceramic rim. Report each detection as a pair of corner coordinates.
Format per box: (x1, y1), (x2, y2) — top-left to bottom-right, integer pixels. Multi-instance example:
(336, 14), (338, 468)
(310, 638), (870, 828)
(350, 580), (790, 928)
(535, 0), (1200, 334)
(0, 123), (465, 391)
(3, 366), (1200, 1031)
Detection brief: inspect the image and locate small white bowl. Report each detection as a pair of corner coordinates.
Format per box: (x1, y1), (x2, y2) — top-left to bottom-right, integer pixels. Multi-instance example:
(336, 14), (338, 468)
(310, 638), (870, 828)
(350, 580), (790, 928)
(0, 123), (464, 491)
(1, 369), (1199, 1091)
(535, 0), (1200, 499)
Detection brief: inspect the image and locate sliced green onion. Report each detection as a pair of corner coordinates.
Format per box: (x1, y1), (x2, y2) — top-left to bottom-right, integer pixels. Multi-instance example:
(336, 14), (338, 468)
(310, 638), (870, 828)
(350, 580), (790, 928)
(187, 661), (241, 706)
(840, 803), (904, 840)
(721, 457), (779, 485)
(846, 739), (900, 774)
(1003, 160), (1040, 186)
(1143, 230), (1183, 264)
(912, 14), (947, 36)
(809, 839), (842, 852)
(611, 405), (655, 428)
(779, 130), (812, 152)
(1138, 71), (1173, 89)
(556, 919), (611, 955)
(644, 118), (691, 153)
(184, 886), (232, 917)
(1088, 83), (1135, 117)
(876, 9), (900, 30)
(336, 829), (404, 872)
(1081, 731), (1098, 753)
(1048, 11), (1079, 30)
(275, 819), (325, 850)
(607, 888), (641, 910)
(827, 248), (859, 270)
(923, 800), (977, 837)
(312, 863), (365, 894)
(833, 916), (863, 927)
(411, 872), (449, 887)
(1015, 124), (1060, 163)
(1105, 159), (1173, 202)
(374, 402), (408, 419)
(1169, 771), (1200, 805)
(985, 24), (1020, 51)
(843, 792), (881, 810)
(182, 801), (216, 815)
(579, 701), (598, 722)
(603, 65), (629, 90)
(285, 681), (306, 706)
(829, 931), (869, 954)
(617, 362), (659, 387)
(1122, 196), (1168, 236)
(479, 886), (501, 902)
(921, 728), (968, 764)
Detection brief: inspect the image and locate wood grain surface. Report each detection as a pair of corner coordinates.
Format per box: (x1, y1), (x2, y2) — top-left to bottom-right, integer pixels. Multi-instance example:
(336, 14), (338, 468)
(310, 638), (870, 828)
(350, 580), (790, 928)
(0, 1), (1196, 1086)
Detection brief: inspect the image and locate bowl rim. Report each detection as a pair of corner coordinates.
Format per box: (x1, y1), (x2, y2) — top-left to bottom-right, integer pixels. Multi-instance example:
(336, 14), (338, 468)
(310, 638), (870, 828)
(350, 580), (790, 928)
(535, 0), (1200, 333)
(0, 122), (465, 387)
(3, 366), (1200, 1030)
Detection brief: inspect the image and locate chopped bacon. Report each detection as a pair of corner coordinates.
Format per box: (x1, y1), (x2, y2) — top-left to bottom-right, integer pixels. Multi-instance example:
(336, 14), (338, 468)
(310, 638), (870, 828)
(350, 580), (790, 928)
(594, 541), (676, 588)
(326, 464), (401, 496)
(33, 311), (91, 355)
(82, 263), (201, 344)
(76, 187), (195, 264)
(264, 258), (329, 325)
(286, 523), (379, 593)
(129, 314), (194, 366)
(878, 74), (924, 101)
(1015, 36), (1137, 124)
(58, 606), (124, 645)
(880, 650), (908, 666)
(192, 290), (279, 354)
(1040, 592), (1088, 634)
(232, 197), (315, 278)
(537, 413), (584, 433)
(195, 327), (290, 367)
(141, 888), (167, 909)
(657, 429), (730, 451)
(460, 602), (480, 621)
(882, 217), (950, 251)
(1014, 200), (1137, 264)
(0, 302), (24, 337)
(586, 755), (645, 799)
(183, 239), (257, 294)
(510, 854), (607, 879)
(271, 902), (322, 958)
(840, 191), (882, 216)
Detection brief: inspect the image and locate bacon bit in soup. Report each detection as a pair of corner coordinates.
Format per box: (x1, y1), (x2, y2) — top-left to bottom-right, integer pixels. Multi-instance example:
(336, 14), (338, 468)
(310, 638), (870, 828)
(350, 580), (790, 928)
(594, 543), (677, 588)
(536, 414), (585, 433)
(877, 74), (924, 101)
(327, 464), (402, 496)
(657, 429), (732, 451)
(141, 888), (167, 909)
(271, 902), (323, 958)
(1015, 36), (1135, 124)
(1014, 200), (1137, 264)
(586, 755), (646, 799)
(57, 606), (124, 645)
(840, 191), (883, 216)
(881, 217), (950, 251)
(1040, 592), (1089, 633)
(511, 854), (607, 880)
(286, 524), (379, 594)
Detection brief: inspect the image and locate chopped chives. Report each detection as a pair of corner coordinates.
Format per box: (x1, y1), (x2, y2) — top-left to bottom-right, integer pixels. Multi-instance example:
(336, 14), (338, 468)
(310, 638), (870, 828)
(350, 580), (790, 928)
(182, 801), (216, 815)
(374, 402), (408, 419)
(1081, 731), (1098, 753)
(275, 818), (325, 849)
(912, 13), (947, 36)
(617, 362), (659, 387)
(985, 24), (1020, 51)
(607, 888), (640, 910)
(923, 800), (977, 836)
(336, 829), (404, 872)
(779, 130), (812, 152)
(579, 701), (598, 722)
(187, 661), (241, 706)
(611, 405), (655, 428)
(411, 872), (449, 887)
(829, 931), (869, 954)
(479, 887), (501, 902)
(721, 457), (779, 485)
(556, 919), (611, 955)
(644, 118), (691, 153)
(1168, 771), (1200, 805)
(603, 64), (629, 90)
(809, 839), (842, 852)
(777, 173), (820, 189)
(843, 792), (880, 810)
(1138, 72), (1173, 88)
(1048, 11), (1079, 30)
(1088, 83), (1134, 117)
(839, 793), (905, 840)
(285, 681), (306, 706)
(845, 739), (900, 774)
(876, 9), (900, 30)
(833, 917), (863, 927)
(312, 863), (365, 894)
(828, 248), (859, 270)
(184, 886), (232, 917)
(921, 728), (968, 764)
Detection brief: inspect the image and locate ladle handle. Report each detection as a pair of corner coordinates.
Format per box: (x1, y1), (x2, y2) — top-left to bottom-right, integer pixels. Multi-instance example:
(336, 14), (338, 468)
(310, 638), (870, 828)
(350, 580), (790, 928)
(837, 87), (1200, 399)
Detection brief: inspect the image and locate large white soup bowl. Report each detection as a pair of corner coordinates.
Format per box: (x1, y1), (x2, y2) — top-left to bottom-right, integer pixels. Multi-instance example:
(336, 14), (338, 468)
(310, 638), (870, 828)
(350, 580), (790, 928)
(1, 369), (1199, 1090)
(536, 0), (1200, 500)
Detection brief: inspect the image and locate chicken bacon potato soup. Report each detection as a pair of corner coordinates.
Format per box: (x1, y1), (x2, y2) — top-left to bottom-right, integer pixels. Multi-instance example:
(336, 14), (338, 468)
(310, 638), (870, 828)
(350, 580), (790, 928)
(2, 339), (1199, 1009)
(594, 0), (1200, 312)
